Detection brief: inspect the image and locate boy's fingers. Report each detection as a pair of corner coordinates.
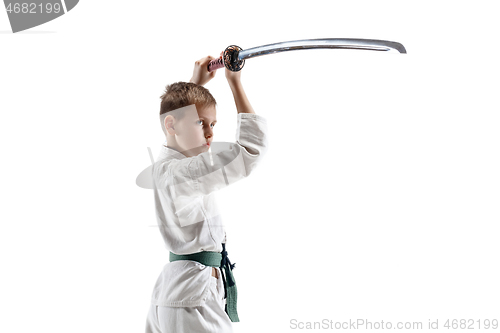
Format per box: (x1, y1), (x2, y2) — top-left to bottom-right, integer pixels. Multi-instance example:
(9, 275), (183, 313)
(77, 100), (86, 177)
(196, 56), (210, 64)
(199, 55), (215, 66)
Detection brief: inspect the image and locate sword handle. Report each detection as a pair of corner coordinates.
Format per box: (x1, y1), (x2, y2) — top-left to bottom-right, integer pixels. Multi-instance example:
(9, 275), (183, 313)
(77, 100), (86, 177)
(208, 57), (224, 72)
(207, 45), (245, 72)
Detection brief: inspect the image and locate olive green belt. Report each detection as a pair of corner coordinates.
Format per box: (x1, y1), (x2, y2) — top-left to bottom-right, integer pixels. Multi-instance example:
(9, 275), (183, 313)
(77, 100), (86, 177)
(169, 243), (239, 322)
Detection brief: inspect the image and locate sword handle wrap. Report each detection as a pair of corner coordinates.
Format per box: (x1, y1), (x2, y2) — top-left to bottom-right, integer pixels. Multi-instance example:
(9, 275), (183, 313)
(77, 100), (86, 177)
(208, 57), (224, 72)
(207, 45), (245, 72)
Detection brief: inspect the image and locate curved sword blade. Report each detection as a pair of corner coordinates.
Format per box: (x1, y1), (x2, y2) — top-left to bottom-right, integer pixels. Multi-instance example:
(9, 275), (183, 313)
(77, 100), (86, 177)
(237, 38), (406, 61)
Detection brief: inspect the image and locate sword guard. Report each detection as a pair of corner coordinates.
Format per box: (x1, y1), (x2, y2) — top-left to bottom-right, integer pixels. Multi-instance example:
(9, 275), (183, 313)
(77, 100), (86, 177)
(223, 45), (245, 72)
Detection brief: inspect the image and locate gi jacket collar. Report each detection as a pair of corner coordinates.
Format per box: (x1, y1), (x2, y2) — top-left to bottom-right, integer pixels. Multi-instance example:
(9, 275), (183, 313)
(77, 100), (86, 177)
(162, 142), (187, 160)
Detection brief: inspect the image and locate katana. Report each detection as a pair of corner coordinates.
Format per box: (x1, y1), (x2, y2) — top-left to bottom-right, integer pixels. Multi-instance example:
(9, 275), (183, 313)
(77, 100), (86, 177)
(208, 38), (406, 72)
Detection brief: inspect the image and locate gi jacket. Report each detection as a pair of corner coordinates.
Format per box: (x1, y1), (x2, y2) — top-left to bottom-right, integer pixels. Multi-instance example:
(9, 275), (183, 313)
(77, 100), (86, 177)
(150, 113), (268, 307)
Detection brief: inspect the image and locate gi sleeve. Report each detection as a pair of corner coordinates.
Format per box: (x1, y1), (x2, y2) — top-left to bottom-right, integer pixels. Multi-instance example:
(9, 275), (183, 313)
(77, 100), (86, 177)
(154, 113), (268, 198)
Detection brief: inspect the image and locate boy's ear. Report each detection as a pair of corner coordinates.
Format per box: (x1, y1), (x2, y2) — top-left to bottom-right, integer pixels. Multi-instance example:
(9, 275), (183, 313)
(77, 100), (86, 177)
(164, 115), (175, 134)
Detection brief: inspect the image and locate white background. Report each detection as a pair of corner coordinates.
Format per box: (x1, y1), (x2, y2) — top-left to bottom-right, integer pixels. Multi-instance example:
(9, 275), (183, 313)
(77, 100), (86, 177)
(1, 1), (499, 332)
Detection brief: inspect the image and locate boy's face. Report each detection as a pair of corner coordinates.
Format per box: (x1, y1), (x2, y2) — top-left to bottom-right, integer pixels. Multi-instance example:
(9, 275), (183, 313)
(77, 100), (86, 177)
(165, 104), (217, 157)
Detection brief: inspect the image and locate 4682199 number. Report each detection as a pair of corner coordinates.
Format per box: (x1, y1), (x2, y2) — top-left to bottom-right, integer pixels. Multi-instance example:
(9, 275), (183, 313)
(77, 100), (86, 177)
(6, 3), (62, 14)
(444, 319), (498, 330)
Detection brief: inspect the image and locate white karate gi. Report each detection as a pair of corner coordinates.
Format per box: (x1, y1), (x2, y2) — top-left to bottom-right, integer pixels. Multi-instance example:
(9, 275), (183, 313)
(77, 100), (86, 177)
(145, 113), (269, 333)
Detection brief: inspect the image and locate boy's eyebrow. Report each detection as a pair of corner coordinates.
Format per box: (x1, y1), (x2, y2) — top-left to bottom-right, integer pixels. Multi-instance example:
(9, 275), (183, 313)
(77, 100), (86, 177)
(199, 118), (217, 123)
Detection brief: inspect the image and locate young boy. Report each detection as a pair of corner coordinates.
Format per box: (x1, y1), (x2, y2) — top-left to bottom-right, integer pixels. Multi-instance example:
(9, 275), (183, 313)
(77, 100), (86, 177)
(145, 54), (269, 333)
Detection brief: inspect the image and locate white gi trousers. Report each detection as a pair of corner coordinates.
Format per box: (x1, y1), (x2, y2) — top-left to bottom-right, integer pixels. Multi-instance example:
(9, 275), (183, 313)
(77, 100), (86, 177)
(145, 275), (233, 333)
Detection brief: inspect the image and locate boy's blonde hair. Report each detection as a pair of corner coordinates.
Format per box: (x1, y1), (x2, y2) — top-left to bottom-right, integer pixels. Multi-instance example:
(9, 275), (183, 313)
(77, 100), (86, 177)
(159, 82), (217, 137)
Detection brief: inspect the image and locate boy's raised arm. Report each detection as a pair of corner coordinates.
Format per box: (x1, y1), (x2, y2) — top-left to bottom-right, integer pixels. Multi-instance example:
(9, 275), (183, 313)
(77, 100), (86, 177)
(189, 55), (217, 86)
(188, 52), (256, 116)
(224, 64), (256, 115)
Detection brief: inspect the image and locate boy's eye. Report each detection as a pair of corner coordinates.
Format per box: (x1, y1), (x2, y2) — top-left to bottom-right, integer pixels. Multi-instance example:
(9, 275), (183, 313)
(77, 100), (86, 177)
(197, 120), (215, 128)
